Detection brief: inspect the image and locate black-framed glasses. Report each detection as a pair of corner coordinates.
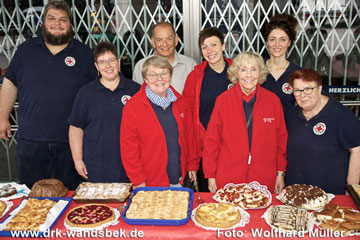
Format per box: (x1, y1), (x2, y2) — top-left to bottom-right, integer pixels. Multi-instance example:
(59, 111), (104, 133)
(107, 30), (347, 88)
(97, 58), (118, 67)
(293, 86), (318, 96)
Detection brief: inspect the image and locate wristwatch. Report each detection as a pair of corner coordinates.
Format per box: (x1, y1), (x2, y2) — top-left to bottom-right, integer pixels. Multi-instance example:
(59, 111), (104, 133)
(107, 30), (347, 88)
(277, 171), (285, 177)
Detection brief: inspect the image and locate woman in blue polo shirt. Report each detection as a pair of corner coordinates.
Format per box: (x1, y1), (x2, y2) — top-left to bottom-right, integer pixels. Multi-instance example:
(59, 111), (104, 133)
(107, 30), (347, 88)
(68, 42), (140, 182)
(262, 13), (301, 113)
(285, 69), (360, 194)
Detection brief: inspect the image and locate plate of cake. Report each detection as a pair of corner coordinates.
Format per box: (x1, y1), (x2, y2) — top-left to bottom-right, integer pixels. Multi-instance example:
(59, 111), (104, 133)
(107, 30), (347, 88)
(314, 203), (360, 236)
(0, 197), (72, 237)
(122, 187), (193, 226)
(72, 182), (132, 203)
(0, 182), (30, 200)
(191, 202), (250, 230)
(64, 203), (120, 231)
(213, 181), (271, 209)
(262, 205), (314, 234)
(277, 184), (334, 210)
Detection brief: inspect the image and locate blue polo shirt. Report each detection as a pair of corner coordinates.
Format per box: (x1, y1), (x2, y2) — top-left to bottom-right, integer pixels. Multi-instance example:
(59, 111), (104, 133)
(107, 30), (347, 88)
(262, 62), (301, 113)
(68, 74), (140, 182)
(285, 96), (360, 194)
(5, 37), (96, 143)
(200, 61), (232, 129)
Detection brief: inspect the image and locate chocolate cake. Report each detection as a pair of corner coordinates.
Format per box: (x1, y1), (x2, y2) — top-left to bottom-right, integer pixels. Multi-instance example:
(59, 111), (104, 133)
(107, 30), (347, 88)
(0, 184), (17, 198)
(279, 184), (328, 210)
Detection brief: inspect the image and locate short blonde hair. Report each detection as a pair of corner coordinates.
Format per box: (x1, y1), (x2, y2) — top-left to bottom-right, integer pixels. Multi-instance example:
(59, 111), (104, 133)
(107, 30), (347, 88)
(227, 51), (268, 84)
(141, 55), (173, 79)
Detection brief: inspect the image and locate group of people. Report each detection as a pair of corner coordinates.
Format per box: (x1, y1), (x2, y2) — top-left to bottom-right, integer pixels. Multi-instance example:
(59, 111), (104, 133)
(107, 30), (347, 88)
(0, 1), (358, 195)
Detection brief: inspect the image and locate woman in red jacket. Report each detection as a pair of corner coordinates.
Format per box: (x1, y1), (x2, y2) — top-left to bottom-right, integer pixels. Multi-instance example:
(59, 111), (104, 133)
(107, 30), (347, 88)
(203, 51), (288, 193)
(182, 27), (233, 191)
(120, 56), (200, 188)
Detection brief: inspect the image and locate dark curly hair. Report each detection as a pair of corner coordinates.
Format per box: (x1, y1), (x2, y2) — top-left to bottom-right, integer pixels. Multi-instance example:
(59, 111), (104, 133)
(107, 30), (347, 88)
(264, 13), (298, 46)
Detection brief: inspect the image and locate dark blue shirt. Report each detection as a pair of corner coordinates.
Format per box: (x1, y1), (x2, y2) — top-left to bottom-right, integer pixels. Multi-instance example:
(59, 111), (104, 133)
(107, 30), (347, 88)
(5, 37), (97, 142)
(200, 61), (232, 129)
(285, 96), (360, 194)
(262, 62), (301, 114)
(68, 75), (140, 182)
(150, 102), (181, 185)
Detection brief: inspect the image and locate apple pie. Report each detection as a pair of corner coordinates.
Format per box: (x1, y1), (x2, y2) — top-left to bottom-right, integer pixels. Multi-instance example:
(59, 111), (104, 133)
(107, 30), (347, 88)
(125, 190), (189, 220)
(195, 203), (241, 228)
(4, 198), (56, 231)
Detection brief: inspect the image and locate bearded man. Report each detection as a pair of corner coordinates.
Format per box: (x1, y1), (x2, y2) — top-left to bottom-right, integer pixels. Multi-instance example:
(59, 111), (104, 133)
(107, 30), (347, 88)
(0, 0), (96, 189)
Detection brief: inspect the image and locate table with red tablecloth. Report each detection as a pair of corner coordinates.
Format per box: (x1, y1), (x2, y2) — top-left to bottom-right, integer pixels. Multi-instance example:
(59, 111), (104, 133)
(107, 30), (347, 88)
(0, 191), (358, 240)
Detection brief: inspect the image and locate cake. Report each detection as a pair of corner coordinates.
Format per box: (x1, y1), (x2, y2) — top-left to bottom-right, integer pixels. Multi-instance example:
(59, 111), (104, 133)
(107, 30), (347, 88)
(125, 190), (189, 220)
(279, 184), (328, 210)
(0, 200), (7, 217)
(73, 182), (132, 202)
(195, 203), (241, 229)
(214, 183), (270, 209)
(0, 184), (17, 198)
(29, 179), (68, 198)
(4, 198), (56, 231)
(65, 204), (115, 228)
(314, 203), (360, 235)
(267, 205), (309, 232)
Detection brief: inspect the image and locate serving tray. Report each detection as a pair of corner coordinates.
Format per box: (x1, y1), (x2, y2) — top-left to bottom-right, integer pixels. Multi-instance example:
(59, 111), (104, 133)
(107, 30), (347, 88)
(121, 187), (194, 226)
(0, 197), (72, 237)
(347, 184), (360, 210)
(72, 182), (132, 203)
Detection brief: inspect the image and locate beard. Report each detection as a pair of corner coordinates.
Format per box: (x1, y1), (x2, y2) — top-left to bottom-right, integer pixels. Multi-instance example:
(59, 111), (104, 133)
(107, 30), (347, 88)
(42, 25), (74, 45)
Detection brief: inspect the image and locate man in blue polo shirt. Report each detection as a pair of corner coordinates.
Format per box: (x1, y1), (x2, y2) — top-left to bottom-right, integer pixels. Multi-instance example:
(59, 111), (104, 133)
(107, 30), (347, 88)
(0, 1), (96, 189)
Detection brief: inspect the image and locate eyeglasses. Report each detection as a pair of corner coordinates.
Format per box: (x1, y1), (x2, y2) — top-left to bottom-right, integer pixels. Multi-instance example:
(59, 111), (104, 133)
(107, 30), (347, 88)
(293, 86), (318, 96)
(97, 58), (118, 67)
(146, 71), (171, 80)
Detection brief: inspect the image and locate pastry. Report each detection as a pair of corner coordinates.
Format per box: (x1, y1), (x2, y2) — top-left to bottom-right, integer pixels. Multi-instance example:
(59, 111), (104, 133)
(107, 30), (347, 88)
(279, 184), (328, 210)
(73, 182), (132, 202)
(195, 203), (241, 228)
(29, 179), (68, 198)
(125, 190), (189, 220)
(314, 203), (360, 235)
(0, 200), (7, 217)
(0, 184), (17, 198)
(4, 198), (56, 231)
(267, 205), (309, 232)
(65, 204), (115, 228)
(214, 183), (270, 209)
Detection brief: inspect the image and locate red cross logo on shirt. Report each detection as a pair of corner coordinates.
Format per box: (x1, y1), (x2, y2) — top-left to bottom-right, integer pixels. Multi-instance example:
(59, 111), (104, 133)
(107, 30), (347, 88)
(313, 122), (326, 135)
(282, 83), (293, 94)
(64, 56), (76, 67)
(121, 95), (131, 105)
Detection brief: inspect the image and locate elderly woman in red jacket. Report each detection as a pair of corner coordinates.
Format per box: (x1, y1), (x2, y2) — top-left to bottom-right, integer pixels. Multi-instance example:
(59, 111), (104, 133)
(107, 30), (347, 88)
(203, 51), (288, 193)
(120, 56), (200, 188)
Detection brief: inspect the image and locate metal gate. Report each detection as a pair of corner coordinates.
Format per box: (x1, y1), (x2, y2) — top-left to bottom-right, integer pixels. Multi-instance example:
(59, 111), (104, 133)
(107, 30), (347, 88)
(0, 0), (359, 181)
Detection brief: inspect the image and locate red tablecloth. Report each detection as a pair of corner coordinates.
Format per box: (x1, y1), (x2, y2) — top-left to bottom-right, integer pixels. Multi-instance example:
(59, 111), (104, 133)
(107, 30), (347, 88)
(1, 191), (358, 240)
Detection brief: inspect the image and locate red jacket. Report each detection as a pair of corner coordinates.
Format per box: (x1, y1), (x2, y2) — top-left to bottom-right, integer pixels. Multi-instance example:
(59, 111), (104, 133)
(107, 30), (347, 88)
(182, 59), (233, 153)
(120, 84), (200, 186)
(203, 84), (287, 192)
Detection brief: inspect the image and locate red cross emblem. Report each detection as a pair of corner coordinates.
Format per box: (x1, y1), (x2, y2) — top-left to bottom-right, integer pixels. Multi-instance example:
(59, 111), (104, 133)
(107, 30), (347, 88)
(65, 56), (76, 67)
(282, 83), (293, 94)
(313, 122), (326, 135)
(121, 95), (131, 105)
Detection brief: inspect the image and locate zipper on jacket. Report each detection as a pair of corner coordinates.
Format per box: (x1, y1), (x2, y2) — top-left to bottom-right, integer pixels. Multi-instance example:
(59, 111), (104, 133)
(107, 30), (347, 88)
(247, 152), (251, 164)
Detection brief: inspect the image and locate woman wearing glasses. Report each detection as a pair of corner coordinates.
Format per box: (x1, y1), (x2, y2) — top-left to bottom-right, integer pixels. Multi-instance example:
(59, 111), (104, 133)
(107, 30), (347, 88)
(285, 69), (360, 194)
(120, 56), (200, 188)
(68, 42), (140, 182)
